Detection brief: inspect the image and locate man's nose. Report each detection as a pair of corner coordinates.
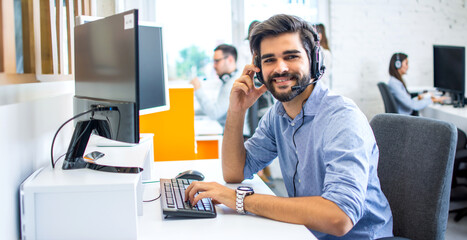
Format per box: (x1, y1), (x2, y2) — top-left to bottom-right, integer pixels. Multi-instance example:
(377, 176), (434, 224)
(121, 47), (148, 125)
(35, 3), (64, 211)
(273, 59), (288, 74)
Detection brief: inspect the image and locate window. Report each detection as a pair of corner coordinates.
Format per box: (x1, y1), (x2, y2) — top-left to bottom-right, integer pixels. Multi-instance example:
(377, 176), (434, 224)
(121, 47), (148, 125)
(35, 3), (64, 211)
(103, 0), (319, 81)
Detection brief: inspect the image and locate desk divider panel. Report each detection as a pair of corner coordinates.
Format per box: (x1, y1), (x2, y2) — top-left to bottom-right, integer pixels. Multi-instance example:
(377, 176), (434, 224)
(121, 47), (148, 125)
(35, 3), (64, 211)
(140, 87), (196, 161)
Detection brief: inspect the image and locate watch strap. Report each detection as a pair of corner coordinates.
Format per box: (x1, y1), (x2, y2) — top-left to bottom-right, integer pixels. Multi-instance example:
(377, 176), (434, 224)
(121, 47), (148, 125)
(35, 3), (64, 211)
(236, 187), (253, 214)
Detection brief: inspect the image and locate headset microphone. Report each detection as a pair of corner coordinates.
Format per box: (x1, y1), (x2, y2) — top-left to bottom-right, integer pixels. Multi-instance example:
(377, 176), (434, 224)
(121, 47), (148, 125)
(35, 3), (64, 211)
(291, 79), (318, 91)
(290, 64), (325, 92)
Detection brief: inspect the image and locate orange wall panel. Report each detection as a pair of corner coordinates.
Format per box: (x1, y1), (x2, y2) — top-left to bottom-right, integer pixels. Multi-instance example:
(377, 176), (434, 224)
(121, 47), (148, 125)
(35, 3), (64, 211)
(139, 88), (196, 161)
(195, 140), (219, 159)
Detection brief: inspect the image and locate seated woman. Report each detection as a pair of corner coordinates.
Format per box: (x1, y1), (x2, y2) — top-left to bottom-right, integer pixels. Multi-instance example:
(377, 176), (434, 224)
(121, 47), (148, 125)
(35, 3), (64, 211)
(388, 52), (444, 115)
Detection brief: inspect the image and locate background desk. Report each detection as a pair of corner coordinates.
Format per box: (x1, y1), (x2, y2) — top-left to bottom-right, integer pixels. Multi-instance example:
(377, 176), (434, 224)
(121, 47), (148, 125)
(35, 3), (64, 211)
(139, 159), (313, 239)
(194, 116), (223, 159)
(420, 104), (467, 133)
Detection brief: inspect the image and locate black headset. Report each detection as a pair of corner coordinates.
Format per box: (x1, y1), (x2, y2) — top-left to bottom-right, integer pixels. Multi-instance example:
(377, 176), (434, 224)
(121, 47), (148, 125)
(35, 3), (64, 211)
(219, 69), (237, 83)
(394, 53), (402, 69)
(253, 27), (325, 86)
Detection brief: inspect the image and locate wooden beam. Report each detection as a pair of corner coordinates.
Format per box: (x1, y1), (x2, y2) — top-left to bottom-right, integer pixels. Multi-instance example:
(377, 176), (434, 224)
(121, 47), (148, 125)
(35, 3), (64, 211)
(56, 0), (62, 74)
(66, 0), (73, 74)
(2, 0), (16, 73)
(36, 0), (53, 74)
(74, 0), (81, 17)
(21, 0), (35, 73)
(0, 1), (4, 72)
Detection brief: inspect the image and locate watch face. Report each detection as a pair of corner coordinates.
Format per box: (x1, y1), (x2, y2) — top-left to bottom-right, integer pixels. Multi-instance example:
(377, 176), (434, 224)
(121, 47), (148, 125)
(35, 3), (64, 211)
(237, 186), (253, 192)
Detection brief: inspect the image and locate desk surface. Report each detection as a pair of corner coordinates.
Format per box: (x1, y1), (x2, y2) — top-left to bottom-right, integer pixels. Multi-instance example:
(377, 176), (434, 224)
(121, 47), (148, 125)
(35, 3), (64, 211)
(421, 104), (467, 133)
(194, 116), (223, 136)
(139, 159), (313, 239)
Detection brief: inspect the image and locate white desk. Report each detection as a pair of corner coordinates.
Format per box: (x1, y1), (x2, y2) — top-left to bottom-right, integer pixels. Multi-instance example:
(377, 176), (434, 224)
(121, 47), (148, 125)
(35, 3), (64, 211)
(20, 134), (154, 240)
(420, 104), (467, 133)
(139, 159), (314, 239)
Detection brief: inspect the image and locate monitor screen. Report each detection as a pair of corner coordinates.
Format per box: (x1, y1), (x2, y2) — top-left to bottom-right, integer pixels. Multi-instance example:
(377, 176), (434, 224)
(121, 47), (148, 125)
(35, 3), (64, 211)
(138, 23), (170, 115)
(74, 10), (140, 143)
(433, 45), (466, 94)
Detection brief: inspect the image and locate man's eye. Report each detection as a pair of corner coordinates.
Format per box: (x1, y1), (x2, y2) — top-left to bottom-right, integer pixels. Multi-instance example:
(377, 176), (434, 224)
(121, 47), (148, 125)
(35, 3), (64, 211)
(285, 55), (298, 60)
(263, 59), (274, 63)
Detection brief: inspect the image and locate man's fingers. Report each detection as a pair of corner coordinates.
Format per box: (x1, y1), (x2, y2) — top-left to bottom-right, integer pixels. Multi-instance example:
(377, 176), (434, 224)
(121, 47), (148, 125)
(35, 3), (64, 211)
(193, 192), (209, 206)
(257, 84), (268, 95)
(233, 81), (251, 95)
(242, 64), (260, 78)
(186, 182), (203, 203)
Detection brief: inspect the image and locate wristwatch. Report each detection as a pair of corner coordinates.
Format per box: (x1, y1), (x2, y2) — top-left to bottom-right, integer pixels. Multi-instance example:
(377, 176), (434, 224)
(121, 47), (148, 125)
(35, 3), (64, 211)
(236, 186), (254, 214)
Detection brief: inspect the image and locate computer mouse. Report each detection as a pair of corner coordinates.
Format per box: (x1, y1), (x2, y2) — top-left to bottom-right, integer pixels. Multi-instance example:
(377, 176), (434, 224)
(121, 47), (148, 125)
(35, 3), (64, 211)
(175, 170), (205, 181)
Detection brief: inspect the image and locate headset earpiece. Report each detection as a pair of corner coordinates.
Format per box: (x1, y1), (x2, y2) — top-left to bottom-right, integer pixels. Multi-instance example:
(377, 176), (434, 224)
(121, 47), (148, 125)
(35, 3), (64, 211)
(307, 25), (325, 81)
(220, 73), (232, 83)
(395, 53), (402, 69)
(254, 55), (264, 84)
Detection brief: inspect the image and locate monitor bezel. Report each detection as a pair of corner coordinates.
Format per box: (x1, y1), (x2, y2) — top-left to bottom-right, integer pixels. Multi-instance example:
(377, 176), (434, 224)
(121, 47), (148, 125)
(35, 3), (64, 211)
(138, 21), (171, 115)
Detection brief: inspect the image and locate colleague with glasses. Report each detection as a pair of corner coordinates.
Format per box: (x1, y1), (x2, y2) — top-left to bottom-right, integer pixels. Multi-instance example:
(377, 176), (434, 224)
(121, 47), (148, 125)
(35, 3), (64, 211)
(190, 44), (250, 135)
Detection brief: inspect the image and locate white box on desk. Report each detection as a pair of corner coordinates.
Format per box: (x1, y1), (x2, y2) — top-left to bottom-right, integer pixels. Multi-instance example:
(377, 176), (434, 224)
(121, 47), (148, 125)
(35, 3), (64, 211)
(20, 164), (142, 240)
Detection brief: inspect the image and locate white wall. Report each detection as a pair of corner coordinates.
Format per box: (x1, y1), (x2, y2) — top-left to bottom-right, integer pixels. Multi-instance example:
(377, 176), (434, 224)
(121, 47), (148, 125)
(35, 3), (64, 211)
(0, 81), (74, 239)
(329, 0), (467, 119)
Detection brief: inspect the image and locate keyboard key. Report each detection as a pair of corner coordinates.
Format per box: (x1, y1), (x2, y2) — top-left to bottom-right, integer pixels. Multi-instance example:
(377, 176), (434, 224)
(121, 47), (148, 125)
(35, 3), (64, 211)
(196, 201), (205, 211)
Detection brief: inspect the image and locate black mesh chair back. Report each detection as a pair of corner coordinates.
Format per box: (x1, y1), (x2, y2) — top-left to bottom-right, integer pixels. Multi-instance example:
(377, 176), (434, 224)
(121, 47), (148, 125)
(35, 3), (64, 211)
(377, 82), (398, 113)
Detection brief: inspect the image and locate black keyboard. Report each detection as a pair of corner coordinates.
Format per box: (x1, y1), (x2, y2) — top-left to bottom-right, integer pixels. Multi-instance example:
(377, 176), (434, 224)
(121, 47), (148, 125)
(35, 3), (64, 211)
(160, 178), (216, 218)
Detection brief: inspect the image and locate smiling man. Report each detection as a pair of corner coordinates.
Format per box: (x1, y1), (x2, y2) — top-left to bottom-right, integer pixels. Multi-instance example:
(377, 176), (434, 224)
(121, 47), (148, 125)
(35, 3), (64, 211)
(186, 14), (393, 239)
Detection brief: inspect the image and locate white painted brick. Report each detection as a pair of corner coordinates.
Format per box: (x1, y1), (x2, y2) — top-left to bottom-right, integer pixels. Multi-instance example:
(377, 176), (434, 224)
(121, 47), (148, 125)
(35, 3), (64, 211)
(329, 0), (467, 119)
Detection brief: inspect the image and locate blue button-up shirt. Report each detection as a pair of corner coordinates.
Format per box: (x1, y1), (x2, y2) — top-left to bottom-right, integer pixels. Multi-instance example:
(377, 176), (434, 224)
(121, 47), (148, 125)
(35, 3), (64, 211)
(243, 81), (393, 239)
(387, 76), (432, 115)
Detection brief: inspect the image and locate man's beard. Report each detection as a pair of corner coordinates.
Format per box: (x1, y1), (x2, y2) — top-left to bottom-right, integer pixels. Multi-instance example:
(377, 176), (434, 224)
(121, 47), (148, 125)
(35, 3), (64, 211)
(264, 72), (312, 102)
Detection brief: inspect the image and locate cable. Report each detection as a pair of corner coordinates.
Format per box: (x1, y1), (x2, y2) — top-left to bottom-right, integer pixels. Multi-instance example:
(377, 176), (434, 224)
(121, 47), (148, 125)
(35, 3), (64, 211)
(50, 109), (93, 168)
(50, 105), (119, 169)
(116, 108), (121, 140)
(292, 103), (306, 197)
(142, 180), (162, 202)
(105, 116), (113, 139)
(143, 193), (161, 203)
(143, 180), (161, 184)
(53, 153), (67, 166)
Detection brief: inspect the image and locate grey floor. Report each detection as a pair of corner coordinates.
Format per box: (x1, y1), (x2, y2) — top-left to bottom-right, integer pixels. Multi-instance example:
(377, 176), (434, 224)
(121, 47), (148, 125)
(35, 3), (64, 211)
(266, 179), (467, 239)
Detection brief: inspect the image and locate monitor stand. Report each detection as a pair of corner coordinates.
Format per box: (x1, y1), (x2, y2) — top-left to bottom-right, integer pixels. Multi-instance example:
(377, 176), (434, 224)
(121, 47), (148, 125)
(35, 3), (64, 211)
(452, 92), (465, 108)
(62, 119), (111, 170)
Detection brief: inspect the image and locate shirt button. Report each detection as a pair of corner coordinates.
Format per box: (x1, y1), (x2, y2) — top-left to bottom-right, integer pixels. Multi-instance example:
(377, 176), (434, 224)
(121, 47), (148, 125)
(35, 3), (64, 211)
(299, 179), (301, 183)
(295, 150), (298, 154)
(291, 123), (295, 126)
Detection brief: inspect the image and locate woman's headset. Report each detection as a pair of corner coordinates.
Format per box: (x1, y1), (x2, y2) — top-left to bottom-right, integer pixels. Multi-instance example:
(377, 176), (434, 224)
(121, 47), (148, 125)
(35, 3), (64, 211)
(394, 53), (402, 69)
(253, 27), (325, 85)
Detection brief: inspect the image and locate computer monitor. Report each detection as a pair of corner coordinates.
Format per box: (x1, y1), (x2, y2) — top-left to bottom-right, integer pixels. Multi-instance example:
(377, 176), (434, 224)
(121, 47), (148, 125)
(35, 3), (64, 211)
(64, 10), (170, 170)
(138, 22), (170, 115)
(75, 17), (170, 116)
(433, 45), (466, 104)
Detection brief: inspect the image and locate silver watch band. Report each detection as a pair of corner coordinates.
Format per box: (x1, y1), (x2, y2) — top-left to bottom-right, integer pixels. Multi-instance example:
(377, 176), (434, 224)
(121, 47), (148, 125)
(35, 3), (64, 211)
(236, 191), (247, 214)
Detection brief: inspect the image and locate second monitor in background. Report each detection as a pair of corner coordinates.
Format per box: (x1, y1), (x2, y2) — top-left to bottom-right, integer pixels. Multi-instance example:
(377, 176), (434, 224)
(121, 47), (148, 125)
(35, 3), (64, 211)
(433, 45), (466, 107)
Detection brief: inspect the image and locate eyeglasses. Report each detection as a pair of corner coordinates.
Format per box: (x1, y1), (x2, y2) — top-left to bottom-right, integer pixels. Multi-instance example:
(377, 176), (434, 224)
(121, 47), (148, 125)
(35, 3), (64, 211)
(213, 56), (228, 64)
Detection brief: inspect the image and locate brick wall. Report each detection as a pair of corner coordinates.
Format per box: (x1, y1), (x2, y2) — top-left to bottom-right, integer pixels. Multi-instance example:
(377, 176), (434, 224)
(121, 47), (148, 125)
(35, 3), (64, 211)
(329, 0), (467, 119)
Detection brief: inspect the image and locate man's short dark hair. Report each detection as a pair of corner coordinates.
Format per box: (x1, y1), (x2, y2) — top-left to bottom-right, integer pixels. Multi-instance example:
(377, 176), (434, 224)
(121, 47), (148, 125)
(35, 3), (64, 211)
(214, 44), (238, 62)
(249, 14), (317, 63)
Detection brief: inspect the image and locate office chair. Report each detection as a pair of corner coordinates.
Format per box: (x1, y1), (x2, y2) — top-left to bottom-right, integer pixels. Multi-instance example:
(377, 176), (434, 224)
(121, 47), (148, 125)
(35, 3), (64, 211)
(450, 128), (467, 222)
(377, 82), (398, 113)
(377, 82), (419, 116)
(370, 114), (457, 240)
